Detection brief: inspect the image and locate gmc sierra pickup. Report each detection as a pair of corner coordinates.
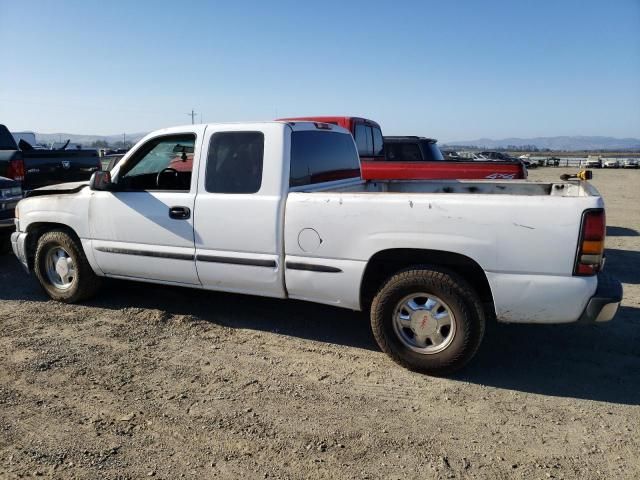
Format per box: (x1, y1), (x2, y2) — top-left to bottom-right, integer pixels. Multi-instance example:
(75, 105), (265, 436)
(11, 121), (622, 374)
(0, 124), (101, 191)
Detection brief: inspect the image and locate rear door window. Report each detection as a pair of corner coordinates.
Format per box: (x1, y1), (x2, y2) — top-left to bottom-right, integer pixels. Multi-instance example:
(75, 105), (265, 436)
(205, 131), (264, 193)
(401, 143), (422, 161)
(290, 131), (360, 187)
(385, 142), (422, 162)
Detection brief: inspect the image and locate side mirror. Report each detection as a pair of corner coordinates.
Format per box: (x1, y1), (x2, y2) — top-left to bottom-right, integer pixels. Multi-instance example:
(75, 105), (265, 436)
(89, 171), (113, 191)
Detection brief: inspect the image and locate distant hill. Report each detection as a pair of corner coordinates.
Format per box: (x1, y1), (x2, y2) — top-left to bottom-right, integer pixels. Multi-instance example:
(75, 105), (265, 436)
(29, 132), (640, 151)
(443, 136), (640, 151)
(34, 132), (148, 147)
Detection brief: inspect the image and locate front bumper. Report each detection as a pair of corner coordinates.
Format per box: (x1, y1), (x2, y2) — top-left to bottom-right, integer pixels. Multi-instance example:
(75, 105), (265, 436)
(0, 218), (15, 229)
(577, 272), (622, 323)
(11, 231), (29, 273)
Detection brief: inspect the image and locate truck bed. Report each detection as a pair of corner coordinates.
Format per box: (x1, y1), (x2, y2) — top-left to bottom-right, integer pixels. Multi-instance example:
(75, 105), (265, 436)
(284, 178), (602, 321)
(308, 178), (596, 197)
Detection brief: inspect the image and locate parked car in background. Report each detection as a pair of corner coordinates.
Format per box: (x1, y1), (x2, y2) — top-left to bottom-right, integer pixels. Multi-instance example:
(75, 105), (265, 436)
(277, 116), (527, 180)
(478, 151), (516, 161)
(0, 176), (22, 252)
(384, 136), (444, 161)
(603, 159), (620, 169)
(378, 136), (528, 179)
(622, 159), (639, 169)
(585, 156), (602, 168)
(11, 121), (622, 375)
(441, 149), (461, 160)
(0, 124), (101, 191)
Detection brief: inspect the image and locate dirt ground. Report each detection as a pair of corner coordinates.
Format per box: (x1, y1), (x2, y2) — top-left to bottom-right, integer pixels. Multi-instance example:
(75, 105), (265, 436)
(1, 168), (638, 479)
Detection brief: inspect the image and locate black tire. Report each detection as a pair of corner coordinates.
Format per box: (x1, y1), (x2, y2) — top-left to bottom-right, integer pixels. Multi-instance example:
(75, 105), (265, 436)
(34, 229), (102, 303)
(370, 266), (485, 376)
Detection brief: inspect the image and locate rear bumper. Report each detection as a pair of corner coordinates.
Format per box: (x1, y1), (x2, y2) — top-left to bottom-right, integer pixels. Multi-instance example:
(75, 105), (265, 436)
(11, 231), (29, 272)
(577, 272), (623, 323)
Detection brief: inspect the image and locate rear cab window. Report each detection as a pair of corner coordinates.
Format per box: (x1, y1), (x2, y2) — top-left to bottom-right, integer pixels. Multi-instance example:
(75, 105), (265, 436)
(354, 124), (373, 157)
(290, 131), (361, 187)
(354, 123), (384, 158)
(372, 127), (384, 157)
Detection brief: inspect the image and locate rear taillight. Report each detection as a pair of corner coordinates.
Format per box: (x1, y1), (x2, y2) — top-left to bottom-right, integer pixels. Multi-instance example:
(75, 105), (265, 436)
(574, 209), (605, 276)
(7, 158), (25, 181)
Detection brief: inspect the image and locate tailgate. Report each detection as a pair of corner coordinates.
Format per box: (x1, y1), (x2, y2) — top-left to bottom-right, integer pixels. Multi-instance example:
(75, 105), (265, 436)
(22, 150), (100, 190)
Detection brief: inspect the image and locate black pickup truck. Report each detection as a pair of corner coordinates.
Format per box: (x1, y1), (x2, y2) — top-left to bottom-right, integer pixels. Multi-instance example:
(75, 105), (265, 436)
(0, 124), (101, 191)
(0, 176), (22, 252)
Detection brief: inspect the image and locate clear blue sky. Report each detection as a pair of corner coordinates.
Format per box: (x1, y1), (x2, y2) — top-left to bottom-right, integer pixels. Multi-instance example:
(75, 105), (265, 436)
(1, 0), (639, 141)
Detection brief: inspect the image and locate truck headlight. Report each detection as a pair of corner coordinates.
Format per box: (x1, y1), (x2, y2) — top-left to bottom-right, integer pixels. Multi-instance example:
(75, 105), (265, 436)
(0, 186), (22, 198)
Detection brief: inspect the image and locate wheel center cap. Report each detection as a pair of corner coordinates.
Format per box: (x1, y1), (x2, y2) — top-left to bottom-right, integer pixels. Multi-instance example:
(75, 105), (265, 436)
(55, 257), (69, 277)
(410, 310), (438, 335)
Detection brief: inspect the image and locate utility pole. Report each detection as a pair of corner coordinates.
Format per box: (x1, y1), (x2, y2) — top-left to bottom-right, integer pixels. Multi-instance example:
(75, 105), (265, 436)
(187, 109), (198, 124)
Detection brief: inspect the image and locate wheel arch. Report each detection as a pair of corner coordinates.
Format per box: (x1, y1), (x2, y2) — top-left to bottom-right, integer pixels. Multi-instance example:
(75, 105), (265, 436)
(24, 222), (82, 270)
(360, 248), (495, 317)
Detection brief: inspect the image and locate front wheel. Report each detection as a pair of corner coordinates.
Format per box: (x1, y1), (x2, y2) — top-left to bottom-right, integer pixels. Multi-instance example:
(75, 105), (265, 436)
(370, 267), (485, 375)
(34, 230), (101, 303)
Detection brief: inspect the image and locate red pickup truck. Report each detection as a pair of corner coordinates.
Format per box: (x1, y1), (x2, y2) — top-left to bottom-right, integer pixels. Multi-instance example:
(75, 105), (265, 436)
(277, 116), (527, 180)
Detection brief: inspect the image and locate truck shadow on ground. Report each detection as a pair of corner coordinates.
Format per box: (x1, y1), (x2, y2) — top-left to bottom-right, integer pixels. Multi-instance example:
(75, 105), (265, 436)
(460, 305), (640, 405)
(0, 253), (638, 405)
(607, 225), (639, 237)
(604, 248), (640, 284)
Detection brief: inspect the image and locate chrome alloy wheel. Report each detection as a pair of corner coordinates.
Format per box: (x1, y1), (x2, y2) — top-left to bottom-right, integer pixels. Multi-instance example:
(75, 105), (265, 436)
(44, 246), (76, 290)
(392, 293), (457, 354)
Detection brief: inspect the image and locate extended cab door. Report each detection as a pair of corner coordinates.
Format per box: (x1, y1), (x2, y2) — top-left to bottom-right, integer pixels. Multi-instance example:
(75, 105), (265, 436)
(193, 123), (286, 298)
(88, 127), (205, 285)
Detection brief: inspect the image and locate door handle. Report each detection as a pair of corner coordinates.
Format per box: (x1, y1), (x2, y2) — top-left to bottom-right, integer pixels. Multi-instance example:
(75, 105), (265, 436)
(169, 206), (191, 220)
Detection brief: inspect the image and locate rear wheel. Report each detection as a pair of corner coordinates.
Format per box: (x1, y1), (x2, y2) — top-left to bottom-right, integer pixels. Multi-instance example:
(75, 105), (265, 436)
(370, 267), (485, 375)
(34, 230), (101, 303)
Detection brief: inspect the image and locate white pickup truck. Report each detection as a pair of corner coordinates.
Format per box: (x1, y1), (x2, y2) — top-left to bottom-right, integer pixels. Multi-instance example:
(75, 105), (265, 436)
(11, 121), (622, 374)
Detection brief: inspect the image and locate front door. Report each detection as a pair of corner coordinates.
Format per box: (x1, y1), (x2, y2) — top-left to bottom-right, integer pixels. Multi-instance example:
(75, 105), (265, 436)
(89, 129), (204, 285)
